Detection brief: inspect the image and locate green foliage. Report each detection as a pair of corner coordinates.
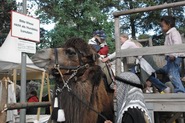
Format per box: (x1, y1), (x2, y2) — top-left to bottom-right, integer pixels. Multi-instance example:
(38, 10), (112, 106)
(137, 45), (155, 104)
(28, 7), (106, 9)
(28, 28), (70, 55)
(34, 0), (116, 52)
(138, 34), (150, 39)
(36, 28), (50, 49)
(118, 0), (185, 41)
(0, 0), (17, 46)
(34, 0), (185, 51)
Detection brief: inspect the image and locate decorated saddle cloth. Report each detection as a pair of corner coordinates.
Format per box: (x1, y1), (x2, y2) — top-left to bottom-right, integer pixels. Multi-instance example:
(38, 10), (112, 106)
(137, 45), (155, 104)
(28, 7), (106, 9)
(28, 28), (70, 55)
(116, 72), (151, 123)
(99, 61), (115, 87)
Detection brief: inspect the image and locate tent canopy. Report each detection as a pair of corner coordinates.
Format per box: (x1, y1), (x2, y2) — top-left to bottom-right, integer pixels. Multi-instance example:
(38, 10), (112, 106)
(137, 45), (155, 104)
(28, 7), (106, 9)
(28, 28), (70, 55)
(0, 31), (46, 80)
(0, 31), (44, 72)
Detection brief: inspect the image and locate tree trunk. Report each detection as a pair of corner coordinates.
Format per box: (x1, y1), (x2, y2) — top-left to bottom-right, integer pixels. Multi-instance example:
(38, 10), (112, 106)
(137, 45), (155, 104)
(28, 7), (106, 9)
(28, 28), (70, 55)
(130, 16), (136, 39)
(167, 8), (172, 16)
(129, 1), (136, 39)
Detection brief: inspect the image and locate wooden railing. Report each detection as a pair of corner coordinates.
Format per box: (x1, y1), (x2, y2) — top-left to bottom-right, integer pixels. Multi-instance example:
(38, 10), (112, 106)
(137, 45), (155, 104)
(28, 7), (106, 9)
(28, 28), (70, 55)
(113, 1), (185, 123)
(113, 1), (185, 75)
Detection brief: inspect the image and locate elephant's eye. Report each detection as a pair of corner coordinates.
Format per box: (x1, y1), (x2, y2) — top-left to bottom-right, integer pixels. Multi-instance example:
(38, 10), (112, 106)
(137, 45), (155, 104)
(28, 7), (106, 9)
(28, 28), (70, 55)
(65, 48), (77, 56)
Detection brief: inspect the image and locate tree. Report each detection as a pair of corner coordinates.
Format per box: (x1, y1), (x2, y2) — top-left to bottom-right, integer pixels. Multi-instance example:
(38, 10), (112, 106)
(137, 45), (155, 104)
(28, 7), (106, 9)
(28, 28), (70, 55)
(33, 0), (185, 51)
(33, 0), (117, 52)
(0, 0), (17, 46)
(118, 0), (185, 41)
(36, 28), (50, 49)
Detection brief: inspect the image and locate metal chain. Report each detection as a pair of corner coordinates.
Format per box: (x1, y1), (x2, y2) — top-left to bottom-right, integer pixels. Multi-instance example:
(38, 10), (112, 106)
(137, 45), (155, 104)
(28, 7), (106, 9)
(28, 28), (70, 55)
(56, 64), (89, 92)
(54, 63), (108, 121)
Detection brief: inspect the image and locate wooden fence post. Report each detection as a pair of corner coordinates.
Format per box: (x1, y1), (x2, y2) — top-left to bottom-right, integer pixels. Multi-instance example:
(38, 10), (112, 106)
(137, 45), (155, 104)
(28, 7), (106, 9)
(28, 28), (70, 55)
(37, 72), (45, 121)
(114, 16), (120, 123)
(46, 73), (52, 114)
(0, 78), (8, 123)
(149, 38), (153, 47)
(13, 69), (17, 94)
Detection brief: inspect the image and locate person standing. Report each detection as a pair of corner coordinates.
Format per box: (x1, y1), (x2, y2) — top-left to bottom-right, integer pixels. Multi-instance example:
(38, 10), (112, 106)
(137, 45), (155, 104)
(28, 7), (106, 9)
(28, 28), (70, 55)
(159, 16), (185, 93)
(26, 90), (39, 114)
(102, 33), (138, 63)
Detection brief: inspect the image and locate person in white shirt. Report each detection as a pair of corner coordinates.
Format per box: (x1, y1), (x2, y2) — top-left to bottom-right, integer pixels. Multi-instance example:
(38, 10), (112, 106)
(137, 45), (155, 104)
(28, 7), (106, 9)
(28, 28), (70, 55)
(158, 16), (185, 93)
(102, 33), (138, 62)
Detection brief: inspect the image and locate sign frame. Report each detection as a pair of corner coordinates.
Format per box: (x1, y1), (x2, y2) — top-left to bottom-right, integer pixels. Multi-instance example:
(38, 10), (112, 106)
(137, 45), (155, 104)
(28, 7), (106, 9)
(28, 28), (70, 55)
(17, 39), (36, 54)
(11, 11), (40, 42)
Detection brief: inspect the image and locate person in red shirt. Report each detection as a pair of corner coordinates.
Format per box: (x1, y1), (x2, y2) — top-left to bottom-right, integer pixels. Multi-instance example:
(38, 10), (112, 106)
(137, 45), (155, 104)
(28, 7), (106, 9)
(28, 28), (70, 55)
(98, 32), (109, 57)
(26, 90), (39, 114)
(88, 30), (109, 58)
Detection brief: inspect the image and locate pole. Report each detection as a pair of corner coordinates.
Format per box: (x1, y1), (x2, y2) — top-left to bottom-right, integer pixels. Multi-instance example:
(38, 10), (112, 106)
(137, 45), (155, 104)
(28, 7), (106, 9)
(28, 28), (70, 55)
(37, 72), (45, 121)
(13, 69), (17, 94)
(114, 17), (120, 123)
(20, 53), (26, 123)
(46, 73), (52, 114)
(115, 17), (121, 75)
(2, 102), (51, 111)
(20, 0), (27, 123)
(113, 1), (185, 17)
(0, 78), (8, 123)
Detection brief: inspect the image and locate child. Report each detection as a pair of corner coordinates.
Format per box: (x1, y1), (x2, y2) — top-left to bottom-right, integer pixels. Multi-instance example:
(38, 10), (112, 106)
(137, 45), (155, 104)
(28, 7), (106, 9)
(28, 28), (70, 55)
(143, 80), (154, 93)
(143, 80), (159, 93)
(160, 16), (185, 93)
(88, 30), (109, 57)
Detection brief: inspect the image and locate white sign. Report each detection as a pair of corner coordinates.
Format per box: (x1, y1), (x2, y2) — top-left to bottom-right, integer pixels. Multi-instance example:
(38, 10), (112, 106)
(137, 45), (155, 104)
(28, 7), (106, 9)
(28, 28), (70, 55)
(11, 11), (40, 42)
(18, 39), (36, 54)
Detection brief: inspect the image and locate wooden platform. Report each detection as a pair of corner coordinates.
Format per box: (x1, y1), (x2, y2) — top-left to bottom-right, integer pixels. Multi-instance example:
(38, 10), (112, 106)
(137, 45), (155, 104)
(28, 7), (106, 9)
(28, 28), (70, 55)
(15, 115), (50, 123)
(144, 94), (185, 123)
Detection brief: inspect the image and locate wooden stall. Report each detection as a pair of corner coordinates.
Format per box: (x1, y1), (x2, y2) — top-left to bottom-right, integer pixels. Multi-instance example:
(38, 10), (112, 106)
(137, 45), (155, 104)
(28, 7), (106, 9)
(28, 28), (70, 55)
(113, 1), (185, 122)
(0, 31), (52, 122)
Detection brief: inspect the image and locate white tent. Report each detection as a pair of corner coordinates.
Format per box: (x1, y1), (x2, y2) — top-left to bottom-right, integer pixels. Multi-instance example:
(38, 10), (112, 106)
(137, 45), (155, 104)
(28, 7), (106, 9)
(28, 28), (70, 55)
(0, 31), (52, 121)
(0, 31), (44, 73)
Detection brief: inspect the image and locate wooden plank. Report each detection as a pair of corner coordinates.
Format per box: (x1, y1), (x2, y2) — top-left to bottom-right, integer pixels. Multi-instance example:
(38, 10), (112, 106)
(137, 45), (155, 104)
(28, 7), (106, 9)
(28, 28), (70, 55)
(6, 102), (51, 110)
(146, 99), (185, 102)
(137, 39), (149, 42)
(0, 71), (43, 81)
(0, 78), (8, 123)
(144, 94), (185, 112)
(114, 17), (120, 123)
(117, 44), (185, 58)
(148, 110), (154, 123)
(123, 58), (128, 71)
(149, 38), (153, 47)
(150, 102), (185, 112)
(115, 17), (121, 75)
(37, 72), (45, 121)
(46, 73), (52, 114)
(13, 69), (17, 94)
(113, 1), (185, 17)
(167, 113), (182, 123)
(144, 93), (185, 99)
(145, 103), (155, 123)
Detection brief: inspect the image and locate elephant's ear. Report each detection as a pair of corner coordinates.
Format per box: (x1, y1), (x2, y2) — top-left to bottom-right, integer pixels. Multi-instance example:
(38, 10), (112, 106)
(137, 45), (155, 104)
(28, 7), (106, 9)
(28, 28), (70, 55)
(80, 65), (102, 86)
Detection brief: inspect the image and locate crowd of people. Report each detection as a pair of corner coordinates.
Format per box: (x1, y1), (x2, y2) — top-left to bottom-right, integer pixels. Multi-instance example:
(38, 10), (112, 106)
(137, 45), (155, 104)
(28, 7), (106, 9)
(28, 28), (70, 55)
(24, 15), (184, 123)
(90, 16), (185, 122)
(90, 16), (185, 94)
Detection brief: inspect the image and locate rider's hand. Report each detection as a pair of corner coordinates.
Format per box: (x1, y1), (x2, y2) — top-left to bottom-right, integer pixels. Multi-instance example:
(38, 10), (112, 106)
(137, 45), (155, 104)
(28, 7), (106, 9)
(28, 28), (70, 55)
(102, 57), (109, 62)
